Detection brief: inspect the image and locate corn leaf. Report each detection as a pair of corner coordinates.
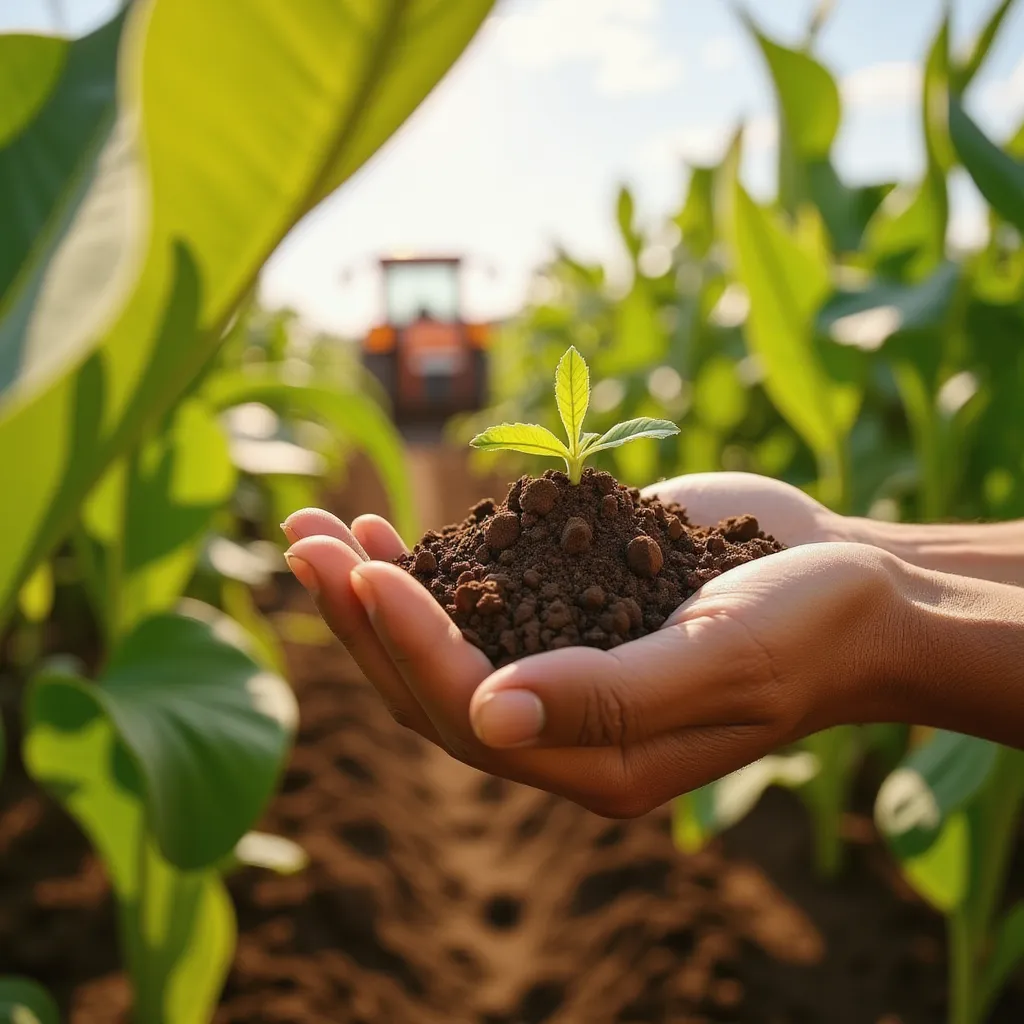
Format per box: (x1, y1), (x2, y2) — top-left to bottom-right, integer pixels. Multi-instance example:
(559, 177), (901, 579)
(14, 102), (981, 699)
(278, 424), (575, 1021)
(554, 346), (590, 453)
(950, 93), (1024, 234)
(470, 422), (570, 458)
(981, 902), (1024, 1015)
(583, 417), (679, 456)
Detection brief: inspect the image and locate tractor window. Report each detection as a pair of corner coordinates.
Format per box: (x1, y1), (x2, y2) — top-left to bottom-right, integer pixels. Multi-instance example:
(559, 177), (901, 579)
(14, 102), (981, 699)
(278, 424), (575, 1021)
(384, 262), (459, 326)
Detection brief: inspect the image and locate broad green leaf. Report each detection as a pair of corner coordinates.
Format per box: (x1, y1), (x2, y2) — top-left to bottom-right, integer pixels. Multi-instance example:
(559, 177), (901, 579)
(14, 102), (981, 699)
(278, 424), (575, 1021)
(875, 730), (999, 859)
(902, 810), (969, 912)
(202, 370), (417, 543)
(23, 685), (234, 1022)
(120, 399), (235, 635)
(724, 148), (848, 498)
(0, 35), (66, 146)
(0, 977), (59, 1024)
(554, 346), (590, 452)
(583, 417), (679, 456)
(0, 0), (493, 625)
(950, 94), (1024, 234)
(27, 611), (296, 870)
(742, 13), (839, 214)
(17, 562), (53, 624)
(0, 13), (135, 409)
(470, 423), (570, 458)
(981, 902), (1024, 1013)
(819, 260), (960, 350)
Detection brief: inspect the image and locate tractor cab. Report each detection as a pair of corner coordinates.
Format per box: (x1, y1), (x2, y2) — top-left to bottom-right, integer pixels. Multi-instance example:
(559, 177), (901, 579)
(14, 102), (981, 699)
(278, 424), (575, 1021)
(361, 256), (489, 430)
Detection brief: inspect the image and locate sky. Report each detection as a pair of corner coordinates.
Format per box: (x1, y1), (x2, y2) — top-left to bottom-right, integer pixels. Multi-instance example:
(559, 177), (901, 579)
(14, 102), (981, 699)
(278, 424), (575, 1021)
(7, 0), (1024, 337)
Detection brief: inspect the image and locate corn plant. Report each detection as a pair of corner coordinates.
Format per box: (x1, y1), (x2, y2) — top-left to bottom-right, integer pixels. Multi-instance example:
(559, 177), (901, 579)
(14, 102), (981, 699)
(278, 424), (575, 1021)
(876, 733), (1024, 1024)
(0, 0), (492, 1017)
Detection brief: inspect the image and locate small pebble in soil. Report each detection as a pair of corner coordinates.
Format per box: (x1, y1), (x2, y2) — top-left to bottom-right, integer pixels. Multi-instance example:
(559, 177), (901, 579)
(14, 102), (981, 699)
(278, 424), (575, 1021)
(396, 468), (784, 666)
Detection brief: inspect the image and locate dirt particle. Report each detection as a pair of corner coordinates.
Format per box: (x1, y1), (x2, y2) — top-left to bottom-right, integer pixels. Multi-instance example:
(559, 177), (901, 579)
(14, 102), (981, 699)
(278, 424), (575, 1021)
(485, 512), (521, 550)
(521, 478), (558, 516)
(601, 493), (619, 517)
(561, 517), (592, 555)
(667, 515), (684, 540)
(414, 549), (437, 575)
(455, 584), (482, 614)
(477, 592), (505, 616)
(523, 569), (541, 589)
(580, 585), (606, 610)
(627, 535), (664, 578)
(542, 600), (573, 630)
(720, 514), (761, 542)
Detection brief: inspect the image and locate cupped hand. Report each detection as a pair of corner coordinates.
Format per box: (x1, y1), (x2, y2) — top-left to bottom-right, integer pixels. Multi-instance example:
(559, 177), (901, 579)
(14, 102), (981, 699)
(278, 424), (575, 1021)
(643, 471), (848, 547)
(281, 497), (905, 818)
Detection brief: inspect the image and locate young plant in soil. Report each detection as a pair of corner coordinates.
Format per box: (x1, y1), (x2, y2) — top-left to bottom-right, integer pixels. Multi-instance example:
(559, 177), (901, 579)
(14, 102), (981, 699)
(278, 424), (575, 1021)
(398, 346), (786, 666)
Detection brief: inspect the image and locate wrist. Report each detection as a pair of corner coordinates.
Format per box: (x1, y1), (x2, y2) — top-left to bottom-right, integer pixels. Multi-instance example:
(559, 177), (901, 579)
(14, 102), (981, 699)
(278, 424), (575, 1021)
(881, 562), (1024, 745)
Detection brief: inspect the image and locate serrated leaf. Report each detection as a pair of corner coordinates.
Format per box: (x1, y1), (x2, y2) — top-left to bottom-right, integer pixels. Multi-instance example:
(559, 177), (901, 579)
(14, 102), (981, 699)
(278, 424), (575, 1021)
(583, 417), (679, 456)
(554, 346), (590, 453)
(470, 423), (570, 459)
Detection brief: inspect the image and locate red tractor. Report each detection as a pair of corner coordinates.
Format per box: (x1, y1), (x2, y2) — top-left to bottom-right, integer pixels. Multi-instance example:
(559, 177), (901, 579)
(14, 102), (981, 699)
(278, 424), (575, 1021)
(360, 256), (490, 429)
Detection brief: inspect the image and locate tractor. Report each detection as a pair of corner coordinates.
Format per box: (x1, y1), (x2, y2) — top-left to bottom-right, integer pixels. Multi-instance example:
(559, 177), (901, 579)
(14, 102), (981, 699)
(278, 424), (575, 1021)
(360, 256), (490, 431)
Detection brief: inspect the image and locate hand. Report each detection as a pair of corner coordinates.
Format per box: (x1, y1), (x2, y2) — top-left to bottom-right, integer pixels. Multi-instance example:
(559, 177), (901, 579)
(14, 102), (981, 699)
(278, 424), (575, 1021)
(282, 505), (906, 818)
(642, 471), (849, 547)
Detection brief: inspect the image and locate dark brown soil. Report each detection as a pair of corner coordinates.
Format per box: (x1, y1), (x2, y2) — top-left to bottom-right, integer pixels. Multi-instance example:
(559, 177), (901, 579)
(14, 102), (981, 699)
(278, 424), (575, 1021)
(397, 468), (785, 666)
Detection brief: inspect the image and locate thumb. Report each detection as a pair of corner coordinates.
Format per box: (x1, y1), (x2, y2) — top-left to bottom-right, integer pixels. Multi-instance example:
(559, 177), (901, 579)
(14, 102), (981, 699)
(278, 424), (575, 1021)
(468, 613), (770, 750)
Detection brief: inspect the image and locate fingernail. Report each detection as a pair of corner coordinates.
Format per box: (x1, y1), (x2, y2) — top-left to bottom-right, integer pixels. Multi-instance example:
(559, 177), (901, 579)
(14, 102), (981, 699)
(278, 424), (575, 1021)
(280, 522), (299, 545)
(349, 567), (377, 620)
(471, 690), (545, 749)
(284, 552), (319, 598)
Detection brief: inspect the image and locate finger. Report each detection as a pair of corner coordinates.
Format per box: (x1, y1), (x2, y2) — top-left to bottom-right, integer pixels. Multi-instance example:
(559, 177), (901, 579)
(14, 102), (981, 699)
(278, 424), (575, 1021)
(467, 614), (773, 749)
(282, 507), (368, 560)
(351, 514), (409, 561)
(345, 561), (701, 806)
(285, 536), (441, 743)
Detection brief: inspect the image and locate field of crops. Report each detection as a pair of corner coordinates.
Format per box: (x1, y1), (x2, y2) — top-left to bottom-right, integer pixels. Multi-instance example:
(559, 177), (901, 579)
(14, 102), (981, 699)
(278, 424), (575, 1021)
(2, 2), (1024, 1023)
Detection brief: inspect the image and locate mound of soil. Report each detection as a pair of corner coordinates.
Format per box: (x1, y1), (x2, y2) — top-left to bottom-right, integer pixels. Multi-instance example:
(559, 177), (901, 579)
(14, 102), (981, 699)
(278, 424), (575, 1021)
(397, 468), (785, 666)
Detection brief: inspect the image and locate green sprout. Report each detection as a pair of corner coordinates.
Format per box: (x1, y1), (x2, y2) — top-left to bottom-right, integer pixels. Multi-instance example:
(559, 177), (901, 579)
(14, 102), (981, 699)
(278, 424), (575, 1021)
(470, 346), (680, 484)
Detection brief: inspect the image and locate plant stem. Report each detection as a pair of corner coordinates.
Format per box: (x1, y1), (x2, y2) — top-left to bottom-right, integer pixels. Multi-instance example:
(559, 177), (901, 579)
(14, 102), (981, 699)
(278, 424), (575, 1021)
(949, 909), (977, 1024)
(565, 456), (583, 484)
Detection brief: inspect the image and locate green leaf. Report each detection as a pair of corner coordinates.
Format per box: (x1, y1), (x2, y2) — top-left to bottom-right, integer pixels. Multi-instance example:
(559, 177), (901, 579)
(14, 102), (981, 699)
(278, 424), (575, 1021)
(26, 611), (296, 870)
(676, 165), (716, 259)
(950, 93), (1024, 234)
(0, 35), (66, 147)
(554, 346), (590, 453)
(0, 977), (59, 1024)
(866, 17), (949, 279)
(692, 356), (748, 432)
(202, 370), (417, 543)
(17, 562), (53, 624)
(470, 423), (570, 458)
(0, 0), (493, 625)
(583, 417), (679, 456)
(616, 185), (642, 261)
(0, 13), (135, 410)
(954, 0), (1017, 91)
(23, 693), (234, 1021)
(981, 902), (1024, 1013)
(875, 730), (999, 860)
(724, 146), (851, 500)
(902, 810), (969, 912)
(741, 13), (839, 214)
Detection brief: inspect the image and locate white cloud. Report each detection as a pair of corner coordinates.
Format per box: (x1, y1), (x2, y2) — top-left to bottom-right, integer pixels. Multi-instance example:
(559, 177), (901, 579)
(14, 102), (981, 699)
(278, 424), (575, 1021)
(494, 0), (682, 96)
(977, 56), (1024, 119)
(699, 35), (741, 72)
(841, 62), (922, 109)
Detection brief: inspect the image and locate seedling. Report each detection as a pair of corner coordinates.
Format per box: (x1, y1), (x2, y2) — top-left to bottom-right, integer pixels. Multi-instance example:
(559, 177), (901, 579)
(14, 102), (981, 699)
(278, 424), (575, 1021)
(470, 346), (679, 483)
